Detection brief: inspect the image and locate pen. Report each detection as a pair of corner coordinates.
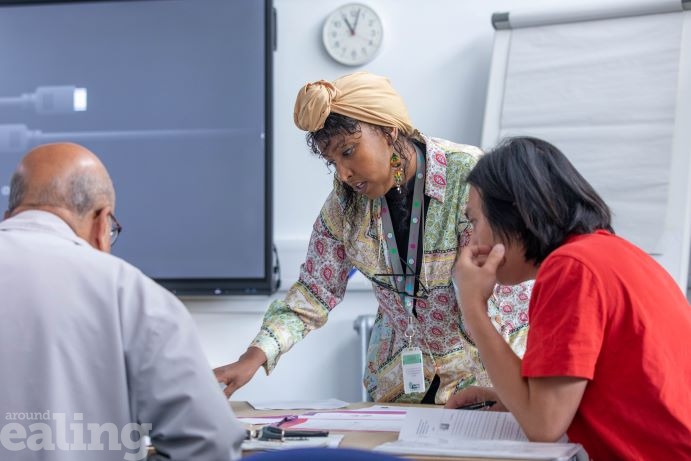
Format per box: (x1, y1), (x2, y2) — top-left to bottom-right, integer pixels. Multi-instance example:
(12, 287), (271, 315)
(272, 415), (329, 437)
(458, 400), (496, 410)
(255, 425), (328, 441)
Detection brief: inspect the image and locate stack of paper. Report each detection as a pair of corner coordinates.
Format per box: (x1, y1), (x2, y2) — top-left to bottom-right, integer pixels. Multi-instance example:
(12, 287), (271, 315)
(374, 407), (588, 461)
(238, 405), (410, 432)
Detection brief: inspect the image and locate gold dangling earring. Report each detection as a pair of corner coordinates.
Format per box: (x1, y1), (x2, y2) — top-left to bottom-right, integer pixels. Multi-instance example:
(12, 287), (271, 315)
(390, 151), (403, 192)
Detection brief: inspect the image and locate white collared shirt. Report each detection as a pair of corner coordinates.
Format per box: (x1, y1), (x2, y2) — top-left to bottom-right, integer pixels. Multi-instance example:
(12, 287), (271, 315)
(0, 210), (244, 460)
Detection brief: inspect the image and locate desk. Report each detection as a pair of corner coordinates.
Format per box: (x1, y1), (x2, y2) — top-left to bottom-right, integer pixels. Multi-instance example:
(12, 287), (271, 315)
(231, 401), (555, 461)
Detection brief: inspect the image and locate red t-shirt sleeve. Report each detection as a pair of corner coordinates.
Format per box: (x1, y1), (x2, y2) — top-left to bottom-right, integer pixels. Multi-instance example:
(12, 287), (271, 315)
(522, 255), (606, 380)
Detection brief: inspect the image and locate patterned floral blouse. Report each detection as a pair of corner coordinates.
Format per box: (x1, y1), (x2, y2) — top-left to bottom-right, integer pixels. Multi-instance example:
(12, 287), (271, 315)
(251, 135), (533, 403)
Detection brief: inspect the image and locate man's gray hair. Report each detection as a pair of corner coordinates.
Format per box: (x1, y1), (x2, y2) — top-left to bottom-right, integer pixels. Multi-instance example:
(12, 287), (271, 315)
(8, 169), (114, 217)
(7, 171), (26, 214)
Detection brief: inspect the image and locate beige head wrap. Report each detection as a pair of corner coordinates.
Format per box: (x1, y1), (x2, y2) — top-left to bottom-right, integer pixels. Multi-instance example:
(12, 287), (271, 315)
(293, 71), (414, 136)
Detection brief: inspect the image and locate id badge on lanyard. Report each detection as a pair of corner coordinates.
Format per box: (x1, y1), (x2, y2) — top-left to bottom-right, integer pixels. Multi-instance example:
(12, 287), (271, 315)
(382, 146), (427, 395)
(401, 347), (425, 393)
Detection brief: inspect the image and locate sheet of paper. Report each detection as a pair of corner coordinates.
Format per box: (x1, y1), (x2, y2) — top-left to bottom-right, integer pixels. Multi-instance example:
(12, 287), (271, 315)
(238, 405), (412, 432)
(282, 409), (407, 432)
(375, 408), (588, 461)
(237, 416), (284, 425)
(365, 405), (418, 413)
(400, 407), (529, 442)
(306, 411), (405, 420)
(376, 439), (588, 461)
(248, 398), (349, 410)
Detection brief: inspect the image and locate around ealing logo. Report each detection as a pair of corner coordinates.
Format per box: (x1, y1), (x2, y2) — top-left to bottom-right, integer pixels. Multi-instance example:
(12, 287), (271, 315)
(1, 411), (151, 460)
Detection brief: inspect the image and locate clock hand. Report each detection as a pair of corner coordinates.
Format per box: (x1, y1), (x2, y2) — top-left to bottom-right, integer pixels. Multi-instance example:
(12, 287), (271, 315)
(352, 8), (361, 32)
(341, 13), (355, 35)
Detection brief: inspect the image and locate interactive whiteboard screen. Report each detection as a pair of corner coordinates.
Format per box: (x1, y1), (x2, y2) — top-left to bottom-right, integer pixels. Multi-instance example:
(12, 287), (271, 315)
(0, 0), (276, 295)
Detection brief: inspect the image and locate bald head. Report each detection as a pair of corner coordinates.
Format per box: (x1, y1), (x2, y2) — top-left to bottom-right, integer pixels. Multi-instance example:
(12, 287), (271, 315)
(8, 143), (115, 217)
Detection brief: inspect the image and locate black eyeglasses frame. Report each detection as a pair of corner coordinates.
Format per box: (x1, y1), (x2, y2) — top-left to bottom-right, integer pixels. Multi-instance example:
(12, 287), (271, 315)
(371, 255), (430, 301)
(109, 213), (122, 246)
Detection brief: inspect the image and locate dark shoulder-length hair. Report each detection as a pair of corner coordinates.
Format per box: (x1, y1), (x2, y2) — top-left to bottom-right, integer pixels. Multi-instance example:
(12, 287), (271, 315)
(466, 136), (613, 264)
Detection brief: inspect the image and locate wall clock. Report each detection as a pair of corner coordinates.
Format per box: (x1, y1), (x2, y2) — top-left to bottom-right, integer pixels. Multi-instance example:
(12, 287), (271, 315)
(322, 3), (383, 66)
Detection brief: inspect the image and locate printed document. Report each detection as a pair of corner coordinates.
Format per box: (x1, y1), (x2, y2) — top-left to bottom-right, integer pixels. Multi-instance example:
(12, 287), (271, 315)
(375, 407), (588, 460)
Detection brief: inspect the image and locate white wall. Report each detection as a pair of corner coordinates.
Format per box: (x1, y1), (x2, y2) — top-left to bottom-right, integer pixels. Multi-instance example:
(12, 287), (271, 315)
(186, 0), (578, 403)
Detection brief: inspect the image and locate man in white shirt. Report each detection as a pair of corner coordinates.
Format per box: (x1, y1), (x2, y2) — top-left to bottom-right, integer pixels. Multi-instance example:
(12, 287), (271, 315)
(0, 143), (245, 460)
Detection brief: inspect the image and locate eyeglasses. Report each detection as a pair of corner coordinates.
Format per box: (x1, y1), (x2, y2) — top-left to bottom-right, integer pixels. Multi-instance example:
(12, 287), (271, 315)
(372, 256), (430, 300)
(109, 213), (122, 246)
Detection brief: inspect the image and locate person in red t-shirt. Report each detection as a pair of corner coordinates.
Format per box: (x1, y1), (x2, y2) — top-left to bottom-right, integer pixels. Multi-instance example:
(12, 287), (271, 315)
(446, 136), (691, 460)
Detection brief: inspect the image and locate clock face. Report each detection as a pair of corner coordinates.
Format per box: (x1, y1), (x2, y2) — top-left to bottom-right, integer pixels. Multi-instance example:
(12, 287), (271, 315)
(322, 3), (383, 66)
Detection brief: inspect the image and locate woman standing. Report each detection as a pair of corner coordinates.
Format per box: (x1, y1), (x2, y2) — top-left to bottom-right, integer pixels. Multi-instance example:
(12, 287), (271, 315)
(215, 72), (532, 403)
